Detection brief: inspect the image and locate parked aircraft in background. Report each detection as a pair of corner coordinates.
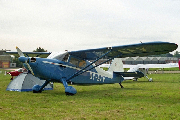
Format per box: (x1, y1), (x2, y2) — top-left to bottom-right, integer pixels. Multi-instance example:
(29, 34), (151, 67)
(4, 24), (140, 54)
(13, 41), (177, 95)
(7, 68), (27, 80)
(124, 62), (179, 81)
(100, 59), (179, 81)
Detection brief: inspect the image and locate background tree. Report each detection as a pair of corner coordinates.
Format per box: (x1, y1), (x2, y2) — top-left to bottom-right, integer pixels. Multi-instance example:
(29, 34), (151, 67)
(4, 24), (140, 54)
(32, 47), (49, 58)
(13, 55), (23, 67)
(33, 47), (47, 52)
(173, 51), (180, 58)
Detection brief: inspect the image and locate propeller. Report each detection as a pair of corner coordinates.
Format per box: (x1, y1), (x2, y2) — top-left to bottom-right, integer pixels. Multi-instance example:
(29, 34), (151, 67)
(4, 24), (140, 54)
(16, 47), (34, 75)
(16, 46), (25, 57)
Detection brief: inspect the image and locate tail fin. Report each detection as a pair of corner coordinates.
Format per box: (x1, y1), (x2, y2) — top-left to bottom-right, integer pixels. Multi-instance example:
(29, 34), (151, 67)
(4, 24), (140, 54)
(127, 65), (148, 76)
(127, 65), (140, 72)
(108, 58), (124, 73)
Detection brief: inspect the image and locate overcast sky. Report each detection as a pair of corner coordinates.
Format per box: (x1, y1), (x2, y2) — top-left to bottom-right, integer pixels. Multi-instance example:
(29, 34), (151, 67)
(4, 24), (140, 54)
(0, 0), (180, 53)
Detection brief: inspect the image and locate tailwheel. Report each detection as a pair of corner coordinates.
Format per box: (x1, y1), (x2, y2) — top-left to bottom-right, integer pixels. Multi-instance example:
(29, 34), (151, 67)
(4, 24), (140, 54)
(119, 83), (124, 88)
(133, 78), (138, 81)
(149, 78), (153, 82)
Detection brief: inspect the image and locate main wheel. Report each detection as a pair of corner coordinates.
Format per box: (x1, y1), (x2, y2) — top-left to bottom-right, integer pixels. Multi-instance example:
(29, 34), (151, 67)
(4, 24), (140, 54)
(33, 90), (42, 93)
(32, 85), (42, 93)
(65, 86), (77, 95)
(65, 92), (75, 96)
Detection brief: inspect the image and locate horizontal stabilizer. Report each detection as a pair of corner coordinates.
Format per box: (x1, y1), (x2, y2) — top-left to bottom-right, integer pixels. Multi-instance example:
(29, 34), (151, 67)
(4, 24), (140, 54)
(114, 71), (144, 78)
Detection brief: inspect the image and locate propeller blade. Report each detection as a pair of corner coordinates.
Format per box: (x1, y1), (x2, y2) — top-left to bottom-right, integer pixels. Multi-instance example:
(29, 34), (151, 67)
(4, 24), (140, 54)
(16, 46), (24, 57)
(25, 60), (34, 75)
(16, 46), (35, 76)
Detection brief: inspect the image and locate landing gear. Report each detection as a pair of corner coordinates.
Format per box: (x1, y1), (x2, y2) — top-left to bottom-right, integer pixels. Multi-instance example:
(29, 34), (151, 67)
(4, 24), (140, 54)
(65, 92), (73, 95)
(32, 80), (50, 93)
(65, 86), (77, 96)
(133, 78), (138, 81)
(148, 78), (153, 82)
(62, 77), (77, 95)
(145, 75), (153, 82)
(33, 90), (42, 93)
(119, 83), (124, 88)
(32, 85), (42, 93)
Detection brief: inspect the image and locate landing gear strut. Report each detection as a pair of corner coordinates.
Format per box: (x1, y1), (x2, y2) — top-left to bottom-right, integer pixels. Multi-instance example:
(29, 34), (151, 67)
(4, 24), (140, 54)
(62, 77), (77, 95)
(145, 75), (153, 82)
(32, 80), (50, 93)
(119, 83), (124, 88)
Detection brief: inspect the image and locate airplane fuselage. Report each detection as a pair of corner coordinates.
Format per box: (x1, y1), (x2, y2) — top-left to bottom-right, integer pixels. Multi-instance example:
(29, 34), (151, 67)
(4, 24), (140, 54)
(24, 57), (124, 84)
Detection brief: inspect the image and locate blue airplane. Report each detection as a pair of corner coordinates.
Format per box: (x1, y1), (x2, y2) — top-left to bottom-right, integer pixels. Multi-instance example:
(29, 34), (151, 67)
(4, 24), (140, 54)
(15, 41), (177, 95)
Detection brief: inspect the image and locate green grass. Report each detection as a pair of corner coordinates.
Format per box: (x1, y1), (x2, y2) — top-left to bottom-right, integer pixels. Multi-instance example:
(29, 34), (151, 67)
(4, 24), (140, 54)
(149, 67), (179, 71)
(1, 69), (180, 119)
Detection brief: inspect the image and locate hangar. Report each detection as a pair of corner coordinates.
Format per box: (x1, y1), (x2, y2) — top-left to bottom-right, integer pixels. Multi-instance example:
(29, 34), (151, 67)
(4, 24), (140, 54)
(96, 57), (179, 65)
(0, 55), (11, 68)
(0, 50), (11, 68)
(122, 57), (178, 65)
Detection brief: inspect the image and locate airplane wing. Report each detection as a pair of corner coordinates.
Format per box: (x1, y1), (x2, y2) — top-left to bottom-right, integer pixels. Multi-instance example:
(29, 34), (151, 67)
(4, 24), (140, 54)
(69, 42), (178, 60)
(6, 51), (51, 55)
(6, 51), (51, 58)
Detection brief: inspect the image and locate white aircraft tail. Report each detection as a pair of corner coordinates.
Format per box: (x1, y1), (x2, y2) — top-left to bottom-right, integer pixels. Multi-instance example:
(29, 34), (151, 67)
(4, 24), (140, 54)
(108, 58), (124, 73)
(127, 65), (148, 76)
(127, 65), (140, 72)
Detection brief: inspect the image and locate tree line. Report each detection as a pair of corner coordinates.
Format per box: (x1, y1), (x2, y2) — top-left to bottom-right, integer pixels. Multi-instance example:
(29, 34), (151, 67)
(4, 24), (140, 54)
(150, 51), (180, 58)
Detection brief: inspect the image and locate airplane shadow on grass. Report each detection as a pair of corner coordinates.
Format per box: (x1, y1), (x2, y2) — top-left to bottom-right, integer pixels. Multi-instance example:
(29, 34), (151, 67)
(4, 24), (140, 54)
(35, 82), (180, 105)
(42, 84), (144, 96)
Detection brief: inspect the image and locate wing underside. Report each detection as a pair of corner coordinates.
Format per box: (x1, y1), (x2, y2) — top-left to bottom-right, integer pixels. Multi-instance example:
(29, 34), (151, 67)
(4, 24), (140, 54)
(69, 42), (178, 60)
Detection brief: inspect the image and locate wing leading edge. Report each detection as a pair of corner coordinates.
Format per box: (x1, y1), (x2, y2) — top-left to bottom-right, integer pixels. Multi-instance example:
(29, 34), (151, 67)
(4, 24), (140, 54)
(69, 42), (178, 60)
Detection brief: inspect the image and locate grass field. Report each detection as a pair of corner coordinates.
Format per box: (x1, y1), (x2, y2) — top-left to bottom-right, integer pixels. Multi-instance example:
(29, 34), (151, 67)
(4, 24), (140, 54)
(0, 69), (180, 119)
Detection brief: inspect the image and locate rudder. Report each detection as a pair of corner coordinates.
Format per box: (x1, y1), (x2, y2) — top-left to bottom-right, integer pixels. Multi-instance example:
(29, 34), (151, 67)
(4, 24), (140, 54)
(108, 58), (124, 73)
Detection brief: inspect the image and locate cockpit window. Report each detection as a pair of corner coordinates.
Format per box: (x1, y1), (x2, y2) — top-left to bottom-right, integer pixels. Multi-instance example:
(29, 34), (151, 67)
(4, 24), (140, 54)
(62, 53), (69, 62)
(69, 57), (86, 68)
(49, 52), (69, 62)
(69, 57), (79, 67)
(79, 60), (86, 67)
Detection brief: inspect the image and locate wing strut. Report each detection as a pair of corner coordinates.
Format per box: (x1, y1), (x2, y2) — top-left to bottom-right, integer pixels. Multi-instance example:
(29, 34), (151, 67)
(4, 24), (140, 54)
(66, 49), (112, 81)
(66, 50), (122, 82)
